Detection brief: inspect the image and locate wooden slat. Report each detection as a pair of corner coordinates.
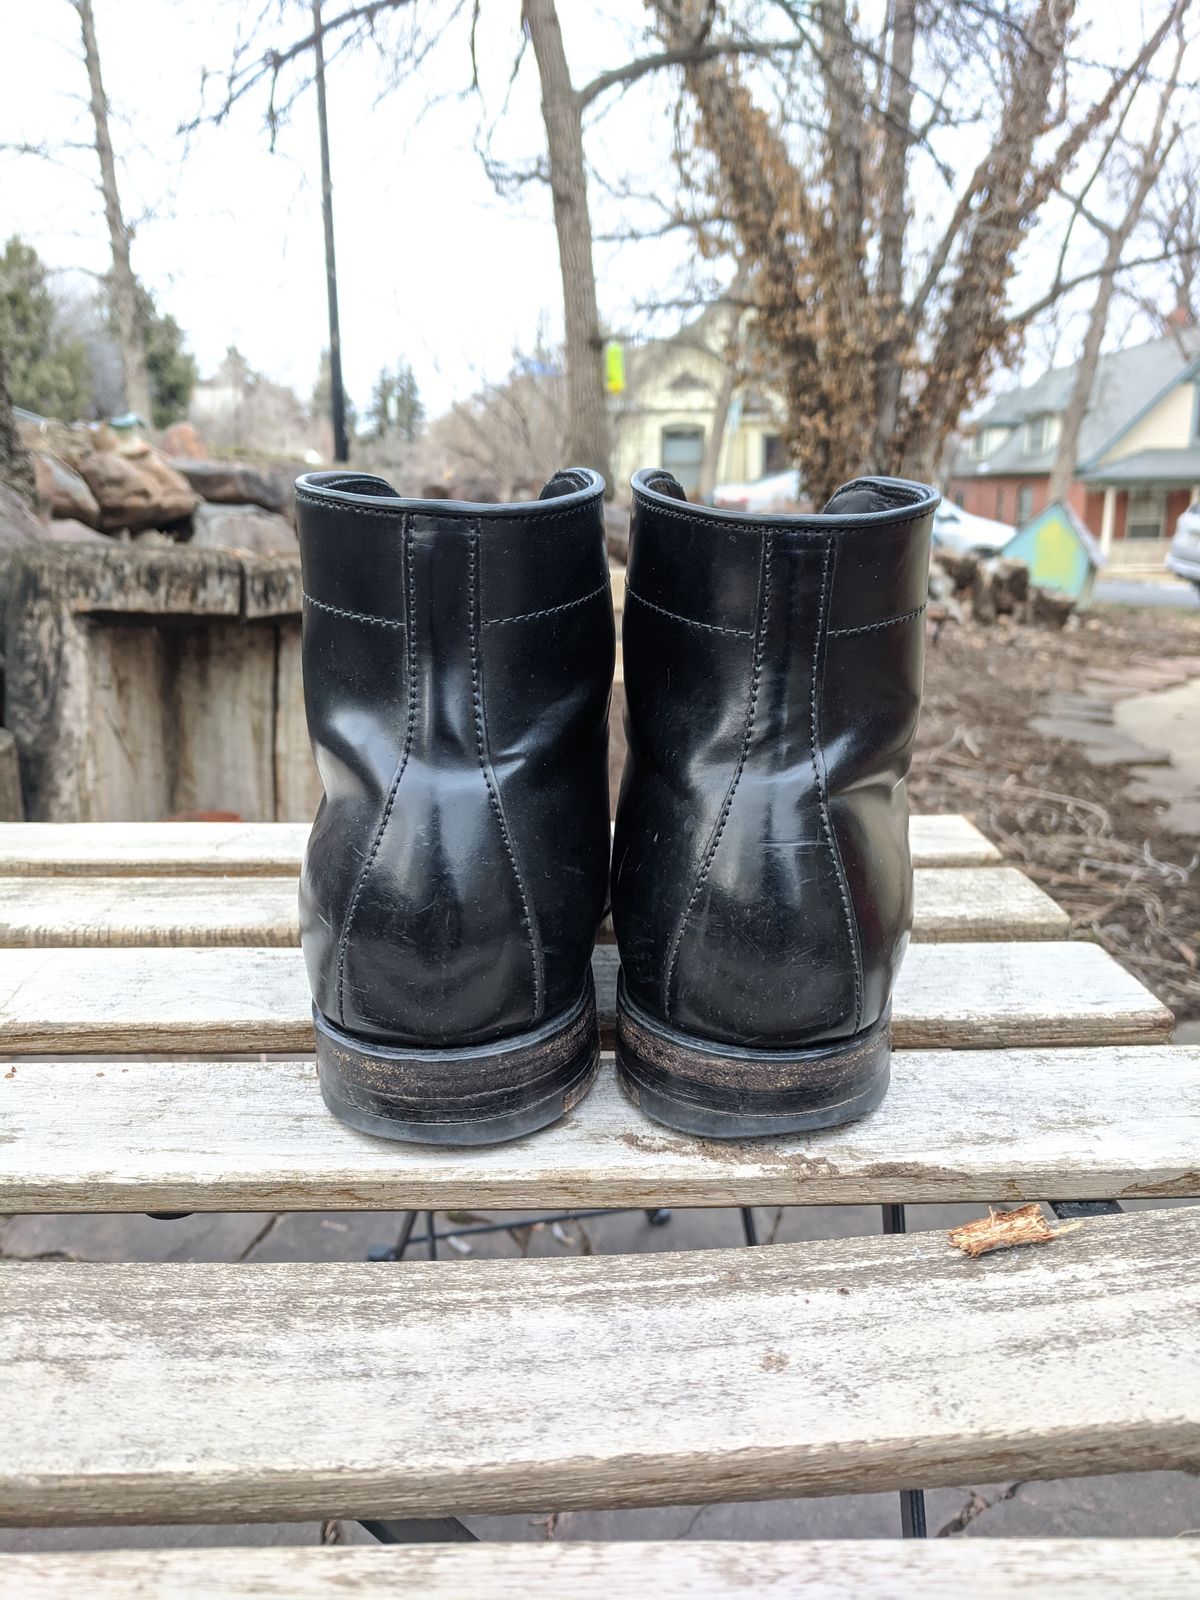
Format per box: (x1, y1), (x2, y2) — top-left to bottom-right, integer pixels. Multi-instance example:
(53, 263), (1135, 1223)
(3, 1541), (1196, 1599)
(0, 814), (1001, 876)
(0, 940), (1169, 1056)
(0, 865), (1060, 949)
(2, 1207), (1196, 1525)
(0, 875), (297, 948)
(0, 822), (312, 877)
(5, 1048), (1198, 1213)
(911, 867), (1066, 939)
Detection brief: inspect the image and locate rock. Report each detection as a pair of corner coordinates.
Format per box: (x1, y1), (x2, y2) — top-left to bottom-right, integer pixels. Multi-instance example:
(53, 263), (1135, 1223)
(33, 453), (101, 528)
(161, 422), (207, 459)
(971, 555), (1032, 624)
(0, 483), (45, 650)
(42, 518), (108, 544)
(927, 559), (964, 624)
(1029, 587), (1075, 630)
(76, 450), (198, 533)
(169, 458), (297, 518)
(0, 481), (43, 549)
(970, 564), (998, 625)
(992, 557), (1029, 611)
(936, 551), (980, 591)
(189, 502), (298, 555)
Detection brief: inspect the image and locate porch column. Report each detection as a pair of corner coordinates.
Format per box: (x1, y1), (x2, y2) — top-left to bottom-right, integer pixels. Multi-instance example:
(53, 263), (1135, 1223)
(1099, 486), (1116, 558)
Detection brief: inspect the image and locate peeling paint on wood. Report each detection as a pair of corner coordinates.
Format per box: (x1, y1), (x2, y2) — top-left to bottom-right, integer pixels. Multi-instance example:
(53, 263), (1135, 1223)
(2, 1048), (1198, 1212)
(1, 1208), (1197, 1525)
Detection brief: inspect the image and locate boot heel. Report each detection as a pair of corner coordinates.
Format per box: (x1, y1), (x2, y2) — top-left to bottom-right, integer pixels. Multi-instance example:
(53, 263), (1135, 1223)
(615, 973), (889, 1139)
(314, 977), (600, 1146)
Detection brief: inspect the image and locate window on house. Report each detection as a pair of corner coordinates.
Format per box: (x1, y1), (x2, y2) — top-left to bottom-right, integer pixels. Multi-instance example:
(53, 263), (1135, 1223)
(1023, 414), (1058, 454)
(972, 425), (1011, 458)
(995, 487), (1006, 520)
(954, 490), (965, 507)
(1016, 484), (1034, 524)
(762, 434), (787, 474)
(661, 425), (705, 493)
(1126, 489), (1165, 539)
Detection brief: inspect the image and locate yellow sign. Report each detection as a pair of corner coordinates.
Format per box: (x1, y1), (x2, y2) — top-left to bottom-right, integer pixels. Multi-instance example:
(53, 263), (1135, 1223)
(605, 340), (625, 395)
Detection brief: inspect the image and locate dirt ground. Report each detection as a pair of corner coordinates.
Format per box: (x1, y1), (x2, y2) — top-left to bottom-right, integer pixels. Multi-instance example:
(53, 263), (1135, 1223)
(609, 601), (1200, 1022)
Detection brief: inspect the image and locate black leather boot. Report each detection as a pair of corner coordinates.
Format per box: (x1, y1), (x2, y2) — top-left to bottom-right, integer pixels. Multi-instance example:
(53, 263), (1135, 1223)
(611, 469), (938, 1137)
(296, 468), (614, 1144)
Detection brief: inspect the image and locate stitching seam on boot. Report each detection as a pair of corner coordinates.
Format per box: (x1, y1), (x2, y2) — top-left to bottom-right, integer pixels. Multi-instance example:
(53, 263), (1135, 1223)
(810, 537), (863, 1033)
(469, 524), (545, 1021)
(484, 579), (609, 626)
(625, 588), (752, 637)
(828, 601), (927, 637)
(334, 515), (419, 1027)
(303, 592), (405, 630)
(661, 533), (773, 1021)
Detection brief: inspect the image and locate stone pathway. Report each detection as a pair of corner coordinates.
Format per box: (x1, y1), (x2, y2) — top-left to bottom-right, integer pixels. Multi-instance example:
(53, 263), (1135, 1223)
(1030, 656), (1200, 833)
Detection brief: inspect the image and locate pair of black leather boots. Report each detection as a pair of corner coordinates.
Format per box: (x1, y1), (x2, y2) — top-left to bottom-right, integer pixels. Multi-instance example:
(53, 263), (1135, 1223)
(296, 465), (937, 1145)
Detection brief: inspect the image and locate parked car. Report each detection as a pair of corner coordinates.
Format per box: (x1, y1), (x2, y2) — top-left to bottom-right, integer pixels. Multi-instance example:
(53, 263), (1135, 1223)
(931, 501), (1013, 558)
(1166, 502), (1200, 593)
(711, 469), (802, 512)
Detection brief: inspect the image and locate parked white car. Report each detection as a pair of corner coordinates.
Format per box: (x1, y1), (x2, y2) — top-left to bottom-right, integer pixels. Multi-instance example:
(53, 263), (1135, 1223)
(711, 470), (802, 512)
(1166, 502), (1200, 593)
(932, 501), (1013, 558)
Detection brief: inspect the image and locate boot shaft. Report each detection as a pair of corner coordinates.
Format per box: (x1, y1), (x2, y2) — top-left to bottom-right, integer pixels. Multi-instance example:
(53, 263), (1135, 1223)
(613, 470), (937, 1051)
(297, 470), (614, 1050)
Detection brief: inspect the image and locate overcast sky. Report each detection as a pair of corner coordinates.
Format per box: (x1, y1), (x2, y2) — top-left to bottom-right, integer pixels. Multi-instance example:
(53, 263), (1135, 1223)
(0, 1), (1178, 422)
(2, 1), (690, 416)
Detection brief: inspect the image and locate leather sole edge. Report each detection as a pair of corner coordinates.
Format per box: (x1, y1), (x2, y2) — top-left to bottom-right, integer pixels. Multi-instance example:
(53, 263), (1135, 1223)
(615, 973), (891, 1138)
(313, 977), (600, 1146)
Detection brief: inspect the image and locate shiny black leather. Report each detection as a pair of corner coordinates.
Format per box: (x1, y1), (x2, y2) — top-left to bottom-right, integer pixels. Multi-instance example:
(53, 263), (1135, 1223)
(296, 468), (613, 1051)
(612, 468), (937, 1052)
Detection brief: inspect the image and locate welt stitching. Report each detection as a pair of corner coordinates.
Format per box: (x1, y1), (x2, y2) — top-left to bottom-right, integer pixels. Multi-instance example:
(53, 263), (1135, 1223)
(303, 591), (404, 631)
(662, 534), (773, 1021)
(626, 586), (752, 638)
(484, 578), (608, 626)
(469, 525), (544, 1019)
(828, 601), (927, 637)
(334, 515), (418, 1026)
(295, 491), (601, 525)
(810, 538), (863, 1033)
(631, 491), (932, 540)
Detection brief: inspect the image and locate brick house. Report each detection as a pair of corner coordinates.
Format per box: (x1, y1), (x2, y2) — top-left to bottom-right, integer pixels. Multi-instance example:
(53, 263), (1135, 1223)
(947, 327), (1200, 565)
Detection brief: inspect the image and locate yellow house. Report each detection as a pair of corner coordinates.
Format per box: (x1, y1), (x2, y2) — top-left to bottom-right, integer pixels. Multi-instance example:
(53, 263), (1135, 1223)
(609, 309), (790, 500)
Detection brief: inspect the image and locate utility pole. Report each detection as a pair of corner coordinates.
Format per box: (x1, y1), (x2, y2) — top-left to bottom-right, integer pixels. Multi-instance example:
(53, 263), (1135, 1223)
(312, 0), (349, 462)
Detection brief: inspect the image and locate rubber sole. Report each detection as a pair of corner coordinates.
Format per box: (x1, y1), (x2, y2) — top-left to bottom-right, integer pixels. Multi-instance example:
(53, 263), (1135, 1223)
(314, 977), (600, 1146)
(615, 973), (891, 1138)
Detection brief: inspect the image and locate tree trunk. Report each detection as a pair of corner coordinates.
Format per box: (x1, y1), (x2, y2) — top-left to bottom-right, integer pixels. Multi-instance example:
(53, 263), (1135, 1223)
(0, 350), (37, 508)
(76, 0), (153, 426)
(872, 0), (916, 459)
(523, 0), (612, 489)
(1047, 26), (1184, 507)
(698, 266), (750, 500)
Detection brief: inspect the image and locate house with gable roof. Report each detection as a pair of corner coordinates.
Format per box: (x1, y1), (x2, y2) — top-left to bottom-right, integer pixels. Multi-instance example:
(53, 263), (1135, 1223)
(947, 324), (1200, 565)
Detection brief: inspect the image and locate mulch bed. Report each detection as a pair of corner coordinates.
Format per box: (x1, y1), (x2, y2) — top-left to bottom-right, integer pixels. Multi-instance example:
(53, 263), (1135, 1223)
(608, 603), (1200, 1021)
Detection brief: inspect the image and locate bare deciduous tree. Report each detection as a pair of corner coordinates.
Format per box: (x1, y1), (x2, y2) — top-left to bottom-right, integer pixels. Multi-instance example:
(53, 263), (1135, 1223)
(522, 0), (611, 485)
(653, 0), (1193, 503)
(74, 0), (152, 423)
(1047, 9), (1190, 505)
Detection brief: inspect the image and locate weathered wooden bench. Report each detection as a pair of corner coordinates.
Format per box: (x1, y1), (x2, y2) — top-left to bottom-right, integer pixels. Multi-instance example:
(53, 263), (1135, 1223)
(1, 815), (1196, 1595)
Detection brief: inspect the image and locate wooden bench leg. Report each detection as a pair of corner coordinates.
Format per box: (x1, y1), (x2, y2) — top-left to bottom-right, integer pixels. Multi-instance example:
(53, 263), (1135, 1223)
(359, 1517), (477, 1544)
(881, 1204), (928, 1539)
